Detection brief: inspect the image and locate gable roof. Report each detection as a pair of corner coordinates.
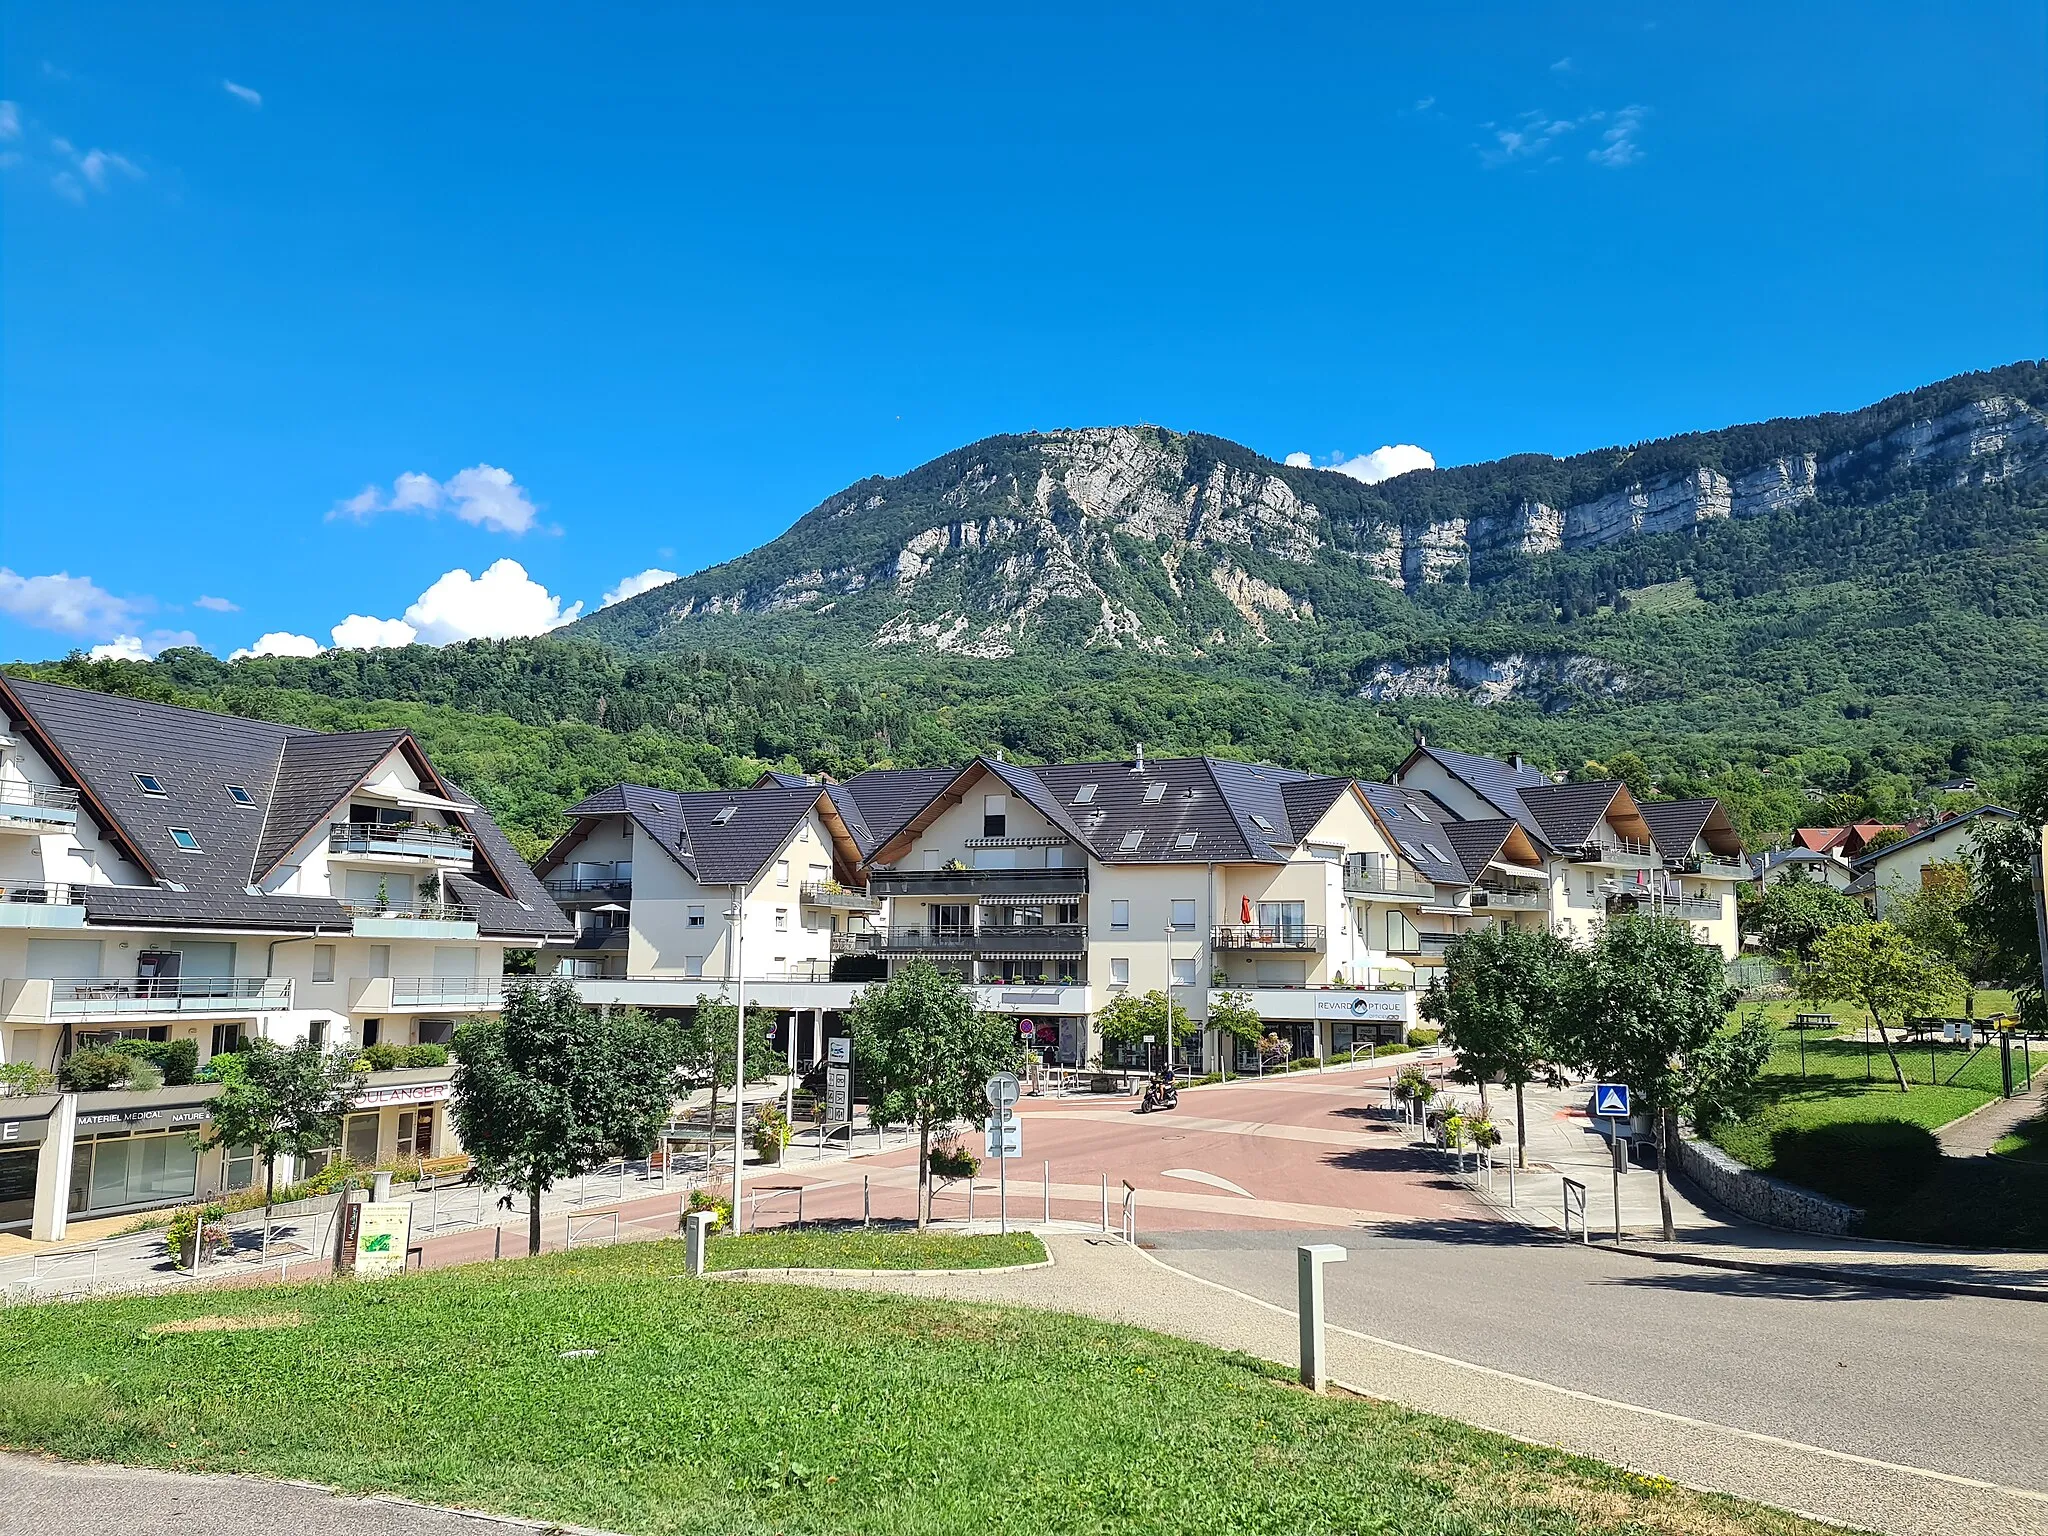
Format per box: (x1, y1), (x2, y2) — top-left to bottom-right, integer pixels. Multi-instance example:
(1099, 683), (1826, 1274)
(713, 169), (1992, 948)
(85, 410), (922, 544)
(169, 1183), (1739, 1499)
(1793, 826), (1848, 854)
(1514, 779), (1636, 851)
(252, 729), (414, 880)
(1637, 797), (1744, 861)
(1850, 806), (2020, 871)
(1355, 782), (1468, 884)
(0, 676), (567, 938)
(547, 780), (862, 888)
(1397, 743), (1561, 847)
(833, 767), (963, 851)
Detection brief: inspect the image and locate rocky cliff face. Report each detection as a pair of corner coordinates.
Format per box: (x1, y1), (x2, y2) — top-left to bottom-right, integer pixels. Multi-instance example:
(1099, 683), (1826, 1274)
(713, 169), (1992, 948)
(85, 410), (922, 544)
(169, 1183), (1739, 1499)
(578, 370), (2048, 660)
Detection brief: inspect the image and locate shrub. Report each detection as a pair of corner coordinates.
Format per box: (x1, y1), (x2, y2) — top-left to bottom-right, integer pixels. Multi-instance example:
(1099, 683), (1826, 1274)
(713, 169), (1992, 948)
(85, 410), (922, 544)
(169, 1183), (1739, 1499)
(927, 1141), (979, 1181)
(1394, 1065), (1434, 1103)
(685, 1188), (732, 1230)
(395, 1044), (449, 1068)
(358, 1043), (403, 1072)
(107, 1037), (199, 1086)
(163, 1202), (230, 1264)
(1468, 1116), (1501, 1150)
(1769, 1120), (1942, 1210)
(752, 1103), (792, 1159)
(1288, 1056), (1321, 1072)
(0, 1061), (56, 1097)
(1406, 1028), (1440, 1048)
(57, 1047), (140, 1092)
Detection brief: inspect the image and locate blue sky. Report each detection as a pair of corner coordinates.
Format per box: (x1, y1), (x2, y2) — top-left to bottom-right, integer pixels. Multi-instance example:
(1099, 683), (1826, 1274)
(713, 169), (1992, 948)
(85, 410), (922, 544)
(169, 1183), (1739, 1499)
(3, 2), (2043, 662)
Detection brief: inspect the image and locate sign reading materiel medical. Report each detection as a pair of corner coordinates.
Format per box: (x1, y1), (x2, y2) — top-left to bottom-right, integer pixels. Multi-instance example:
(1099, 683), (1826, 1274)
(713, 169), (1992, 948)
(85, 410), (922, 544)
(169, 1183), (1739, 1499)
(352, 1201), (413, 1278)
(1594, 1083), (1632, 1118)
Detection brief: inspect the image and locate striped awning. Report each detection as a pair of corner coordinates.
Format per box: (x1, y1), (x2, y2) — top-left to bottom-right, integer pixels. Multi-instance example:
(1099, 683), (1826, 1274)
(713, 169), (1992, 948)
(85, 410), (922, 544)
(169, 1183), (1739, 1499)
(975, 894), (1073, 906)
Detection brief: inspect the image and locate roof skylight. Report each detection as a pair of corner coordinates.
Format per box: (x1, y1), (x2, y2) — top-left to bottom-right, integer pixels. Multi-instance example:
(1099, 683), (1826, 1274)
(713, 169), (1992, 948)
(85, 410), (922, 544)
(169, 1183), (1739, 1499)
(1119, 829), (1145, 851)
(1175, 831), (1198, 849)
(711, 805), (737, 824)
(1143, 782), (1167, 803)
(1073, 784), (1097, 804)
(1397, 839), (1425, 861)
(1248, 813), (1275, 832)
(134, 773), (166, 796)
(225, 783), (255, 807)
(1423, 842), (1449, 861)
(168, 827), (201, 851)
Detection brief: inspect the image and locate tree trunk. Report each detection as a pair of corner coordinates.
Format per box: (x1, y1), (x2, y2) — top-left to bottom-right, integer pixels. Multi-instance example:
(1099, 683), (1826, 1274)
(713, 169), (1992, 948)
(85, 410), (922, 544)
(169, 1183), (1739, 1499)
(916, 1117), (931, 1232)
(1869, 1008), (1911, 1092)
(528, 1186), (543, 1257)
(1514, 1081), (1528, 1170)
(1655, 1107), (1674, 1243)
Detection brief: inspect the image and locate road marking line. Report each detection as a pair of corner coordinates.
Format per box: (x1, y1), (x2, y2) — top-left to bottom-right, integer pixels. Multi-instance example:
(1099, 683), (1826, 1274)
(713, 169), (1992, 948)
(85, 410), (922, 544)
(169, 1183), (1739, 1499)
(1130, 1245), (2048, 1505)
(1160, 1168), (1255, 1199)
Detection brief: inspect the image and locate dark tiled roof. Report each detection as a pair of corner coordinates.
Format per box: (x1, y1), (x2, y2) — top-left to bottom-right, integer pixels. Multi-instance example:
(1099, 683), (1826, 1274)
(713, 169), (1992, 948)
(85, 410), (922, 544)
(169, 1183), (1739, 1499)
(1279, 778), (1351, 842)
(835, 767), (964, 849)
(1443, 818), (1525, 884)
(1356, 783), (1468, 884)
(253, 730), (411, 879)
(1637, 799), (1716, 862)
(441, 781), (573, 939)
(1406, 745), (1558, 847)
(0, 676), (566, 938)
(1514, 780), (1626, 851)
(672, 785), (831, 885)
(823, 783), (876, 855)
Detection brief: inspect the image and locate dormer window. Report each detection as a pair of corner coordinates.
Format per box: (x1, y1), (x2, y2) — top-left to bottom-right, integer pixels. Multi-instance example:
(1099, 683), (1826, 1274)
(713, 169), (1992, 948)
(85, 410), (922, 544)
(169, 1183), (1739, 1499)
(168, 827), (201, 851)
(134, 773), (166, 796)
(1143, 782), (1167, 804)
(1073, 784), (1097, 805)
(226, 783), (255, 807)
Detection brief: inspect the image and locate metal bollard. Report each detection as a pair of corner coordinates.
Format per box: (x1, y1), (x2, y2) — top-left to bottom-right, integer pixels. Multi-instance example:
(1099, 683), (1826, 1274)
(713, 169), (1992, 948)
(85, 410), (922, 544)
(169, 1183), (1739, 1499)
(863, 1174), (870, 1228)
(684, 1210), (713, 1277)
(1043, 1159), (1051, 1226)
(1100, 1173), (1109, 1233)
(1297, 1244), (1347, 1392)
(494, 1225), (503, 1260)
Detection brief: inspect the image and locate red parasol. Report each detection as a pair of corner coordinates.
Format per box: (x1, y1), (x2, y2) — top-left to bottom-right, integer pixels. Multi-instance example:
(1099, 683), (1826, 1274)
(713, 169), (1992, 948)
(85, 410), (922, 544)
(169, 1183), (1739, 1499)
(1240, 894), (1253, 924)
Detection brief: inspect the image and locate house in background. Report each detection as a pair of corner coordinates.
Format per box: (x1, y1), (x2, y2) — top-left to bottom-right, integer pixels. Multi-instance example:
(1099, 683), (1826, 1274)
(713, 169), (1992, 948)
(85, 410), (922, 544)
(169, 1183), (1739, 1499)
(0, 678), (568, 1240)
(1848, 806), (2020, 915)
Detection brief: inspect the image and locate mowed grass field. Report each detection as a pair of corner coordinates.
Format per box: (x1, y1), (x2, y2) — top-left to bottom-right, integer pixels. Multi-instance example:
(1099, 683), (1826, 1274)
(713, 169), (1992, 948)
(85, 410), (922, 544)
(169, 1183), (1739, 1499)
(706, 1227), (1044, 1271)
(1710, 999), (2048, 1247)
(0, 1240), (1845, 1536)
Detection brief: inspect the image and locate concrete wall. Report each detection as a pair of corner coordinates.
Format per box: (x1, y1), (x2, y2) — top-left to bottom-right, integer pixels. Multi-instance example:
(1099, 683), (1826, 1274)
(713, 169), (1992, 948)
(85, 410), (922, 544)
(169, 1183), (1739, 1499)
(1673, 1130), (1864, 1237)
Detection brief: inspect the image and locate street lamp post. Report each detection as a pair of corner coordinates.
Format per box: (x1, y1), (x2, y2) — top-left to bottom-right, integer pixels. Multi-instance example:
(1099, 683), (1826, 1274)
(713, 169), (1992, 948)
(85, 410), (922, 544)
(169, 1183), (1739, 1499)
(1162, 919), (1175, 1077)
(728, 884), (746, 1233)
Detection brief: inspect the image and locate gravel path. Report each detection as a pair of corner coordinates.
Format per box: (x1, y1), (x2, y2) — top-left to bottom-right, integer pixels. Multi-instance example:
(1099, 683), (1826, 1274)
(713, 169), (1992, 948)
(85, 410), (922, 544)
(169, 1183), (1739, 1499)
(740, 1231), (2048, 1536)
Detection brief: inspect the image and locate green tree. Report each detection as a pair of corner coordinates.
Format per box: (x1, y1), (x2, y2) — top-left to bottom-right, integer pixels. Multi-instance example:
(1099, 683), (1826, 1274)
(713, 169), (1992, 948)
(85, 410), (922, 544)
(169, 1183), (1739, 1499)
(684, 994), (783, 1134)
(1206, 992), (1264, 1076)
(1423, 924), (1584, 1169)
(200, 1039), (361, 1254)
(451, 978), (684, 1255)
(1094, 989), (1197, 1070)
(1960, 760), (2048, 1031)
(1889, 862), (1994, 1017)
(1798, 922), (1967, 1092)
(1555, 916), (1742, 1241)
(846, 960), (1021, 1229)
(1746, 870), (1868, 960)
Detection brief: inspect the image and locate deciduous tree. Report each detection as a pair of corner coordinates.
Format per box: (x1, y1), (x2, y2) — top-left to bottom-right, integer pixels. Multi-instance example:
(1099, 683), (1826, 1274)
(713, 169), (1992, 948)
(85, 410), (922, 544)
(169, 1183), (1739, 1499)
(201, 1038), (361, 1253)
(1798, 922), (1966, 1092)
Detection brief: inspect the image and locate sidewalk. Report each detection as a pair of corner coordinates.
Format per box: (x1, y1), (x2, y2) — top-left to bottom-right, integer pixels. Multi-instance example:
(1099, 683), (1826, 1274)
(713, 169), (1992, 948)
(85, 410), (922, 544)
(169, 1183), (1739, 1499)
(1937, 1073), (2048, 1156)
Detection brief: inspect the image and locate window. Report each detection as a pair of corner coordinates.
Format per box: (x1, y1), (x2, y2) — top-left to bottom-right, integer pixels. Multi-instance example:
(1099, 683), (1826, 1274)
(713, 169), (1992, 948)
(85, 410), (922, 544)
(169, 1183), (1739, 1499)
(209, 1022), (244, 1056)
(225, 783), (256, 806)
(1175, 831), (1198, 850)
(168, 827), (201, 851)
(1143, 782), (1167, 804)
(712, 804), (737, 825)
(1397, 839), (1425, 862)
(1309, 842), (1342, 863)
(1171, 958), (1197, 986)
(134, 773), (166, 796)
(775, 908), (789, 931)
(1119, 829), (1145, 852)
(1053, 903), (1079, 925)
(776, 859), (790, 886)
(1385, 910), (1420, 953)
(1073, 783), (1098, 805)
(687, 904), (706, 928)
(1170, 898), (1196, 931)
(1110, 899), (1130, 932)
(344, 1114), (379, 1165)
(307, 1018), (327, 1049)
(685, 955), (704, 979)
(1410, 804), (1432, 822)
(982, 794), (1008, 838)
(1423, 842), (1449, 863)
(311, 944), (335, 983)
(1109, 957), (1130, 987)
(932, 903), (971, 934)
(1248, 813), (1274, 832)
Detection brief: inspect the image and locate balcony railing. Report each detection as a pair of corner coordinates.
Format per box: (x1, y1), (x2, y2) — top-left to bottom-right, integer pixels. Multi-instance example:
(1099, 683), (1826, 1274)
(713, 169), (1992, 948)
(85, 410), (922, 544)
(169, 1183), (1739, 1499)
(830, 930), (881, 955)
(1567, 837), (1658, 865)
(0, 782), (80, 811)
(1604, 887), (1725, 920)
(1343, 869), (1437, 899)
(0, 880), (86, 907)
(341, 898), (476, 923)
(882, 924), (1088, 955)
(868, 867), (1087, 899)
(52, 975), (293, 1012)
(1469, 886), (1548, 910)
(1683, 856), (1754, 880)
(1210, 924), (1326, 952)
(392, 976), (504, 1007)
(800, 881), (878, 912)
(328, 821), (474, 858)
(543, 876), (634, 898)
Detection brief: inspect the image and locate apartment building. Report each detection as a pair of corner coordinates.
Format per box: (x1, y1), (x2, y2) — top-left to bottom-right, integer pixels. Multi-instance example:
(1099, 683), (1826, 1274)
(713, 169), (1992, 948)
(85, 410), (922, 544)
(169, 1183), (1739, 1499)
(1846, 805), (2019, 915)
(1394, 743), (1749, 958)
(0, 678), (568, 1239)
(532, 775), (879, 1063)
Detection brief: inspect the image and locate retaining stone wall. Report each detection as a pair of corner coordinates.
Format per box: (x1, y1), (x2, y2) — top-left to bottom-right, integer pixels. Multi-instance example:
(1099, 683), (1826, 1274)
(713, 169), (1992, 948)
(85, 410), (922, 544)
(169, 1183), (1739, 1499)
(1674, 1130), (1865, 1237)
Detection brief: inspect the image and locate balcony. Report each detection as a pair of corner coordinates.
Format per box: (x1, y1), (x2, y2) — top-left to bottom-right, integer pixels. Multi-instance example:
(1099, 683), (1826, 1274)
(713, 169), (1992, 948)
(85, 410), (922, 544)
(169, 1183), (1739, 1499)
(1683, 855), (1755, 881)
(1386, 932), (1457, 960)
(868, 866), (1087, 899)
(543, 875), (634, 904)
(0, 880), (88, 929)
(1210, 924), (1327, 953)
(1342, 869), (1437, 901)
(1603, 886), (1725, 921)
(0, 780), (80, 833)
(343, 898), (479, 939)
(328, 821), (474, 864)
(1468, 885), (1549, 911)
(830, 931), (881, 956)
(1566, 838), (1658, 868)
(52, 975), (293, 1015)
(881, 923), (1088, 957)
(389, 976), (504, 1011)
(800, 880), (878, 913)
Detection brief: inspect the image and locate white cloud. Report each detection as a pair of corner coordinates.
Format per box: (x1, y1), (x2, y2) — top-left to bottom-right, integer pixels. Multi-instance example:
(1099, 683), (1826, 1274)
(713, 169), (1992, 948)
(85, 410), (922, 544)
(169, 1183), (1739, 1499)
(1588, 105), (1646, 168)
(0, 102), (19, 141)
(330, 614), (418, 650)
(194, 594), (239, 613)
(0, 568), (133, 633)
(1479, 109), (1578, 167)
(1285, 445), (1437, 485)
(1550, 56), (1573, 72)
(1412, 96), (1435, 112)
(331, 463), (542, 535)
(77, 148), (138, 190)
(229, 631), (321, 660)
(2, 106), (145, 203)
(222, 80), (262, 107)
(402, 560), (581, 643)
(88, 629), (197, 662)
(601, 568), (678, 608)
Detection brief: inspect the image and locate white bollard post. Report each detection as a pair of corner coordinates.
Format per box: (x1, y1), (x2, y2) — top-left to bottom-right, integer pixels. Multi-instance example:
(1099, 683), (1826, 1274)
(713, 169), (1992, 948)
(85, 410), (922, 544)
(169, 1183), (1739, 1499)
(684, 1210), (713, 1277)
(1043, 1159), (1051, 1226)
(1100, 1173), (1109, 1233)
(1297, 1243), (1348, 1393)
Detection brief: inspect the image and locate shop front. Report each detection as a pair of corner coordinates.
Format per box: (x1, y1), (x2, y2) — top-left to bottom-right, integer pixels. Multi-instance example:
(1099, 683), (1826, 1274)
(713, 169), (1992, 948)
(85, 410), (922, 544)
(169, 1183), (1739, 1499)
(0, 1102), (54, 1233)
(64, 1087), (227, 1220)
(331, 1068), (459, 1170)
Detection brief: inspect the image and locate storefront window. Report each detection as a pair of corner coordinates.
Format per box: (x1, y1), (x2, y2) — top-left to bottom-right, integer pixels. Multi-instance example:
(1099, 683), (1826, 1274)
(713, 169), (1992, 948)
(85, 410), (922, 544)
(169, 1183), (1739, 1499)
(344, 1113), (379, 1166)
(223, 1145), (257, 1192)
(0, 1146), (37, 1230)
(70, 1133), (200, 1213)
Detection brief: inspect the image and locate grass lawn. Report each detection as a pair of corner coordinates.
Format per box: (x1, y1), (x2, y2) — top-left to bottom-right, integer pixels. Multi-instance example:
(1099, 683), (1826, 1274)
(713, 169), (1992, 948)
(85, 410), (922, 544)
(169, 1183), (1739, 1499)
(0, 1240), (1842, 1536)
(1995, 1114), (2048, 1163)
(709, 1226), (1044, 1271)
(1710, 1001), (2048, 1247)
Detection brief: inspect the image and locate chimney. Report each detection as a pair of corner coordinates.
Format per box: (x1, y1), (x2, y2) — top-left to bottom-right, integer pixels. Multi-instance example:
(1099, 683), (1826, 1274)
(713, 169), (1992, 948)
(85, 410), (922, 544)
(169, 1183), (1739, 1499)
(1135, 743), (1145, 772)
(1413, 729), (1427, 748)
(1511, 753), (1524, 772)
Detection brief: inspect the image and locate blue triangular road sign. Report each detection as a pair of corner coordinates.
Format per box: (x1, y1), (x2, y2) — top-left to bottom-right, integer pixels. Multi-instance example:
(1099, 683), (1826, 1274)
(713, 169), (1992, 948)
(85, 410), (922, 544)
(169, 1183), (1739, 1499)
(1595, 1084), (1630, 1117)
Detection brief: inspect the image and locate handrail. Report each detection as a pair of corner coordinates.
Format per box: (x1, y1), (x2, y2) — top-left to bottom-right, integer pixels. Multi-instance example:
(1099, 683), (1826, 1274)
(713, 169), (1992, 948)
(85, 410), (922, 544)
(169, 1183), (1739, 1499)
(52, 975), (292, 1005)
(800, 881), (877, 907)
(1342, 870), (1437, 899)
(328, 821), (474, 853)
(342, 899), (476, 922)
(391, 976), (504, 1004)
(542, 876), (633, 896)
(1469, 886), (1548, 909)
(1210, 924), (1327, 950)
(883, 923), (1087, 949)
(0, 880), (86, 906)
(0, 782), (80, 811)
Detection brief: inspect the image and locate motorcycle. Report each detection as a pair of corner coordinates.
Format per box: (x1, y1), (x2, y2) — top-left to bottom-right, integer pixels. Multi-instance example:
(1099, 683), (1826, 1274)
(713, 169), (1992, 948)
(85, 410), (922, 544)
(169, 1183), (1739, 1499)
(1137, 1075), (1180, 1114)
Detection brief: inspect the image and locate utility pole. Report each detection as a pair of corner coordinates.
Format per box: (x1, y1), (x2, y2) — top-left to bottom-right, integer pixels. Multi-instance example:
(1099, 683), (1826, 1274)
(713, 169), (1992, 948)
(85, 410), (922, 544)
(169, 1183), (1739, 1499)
(730, 883), (746, 1233)
(1162, 919), (1174, 1077)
